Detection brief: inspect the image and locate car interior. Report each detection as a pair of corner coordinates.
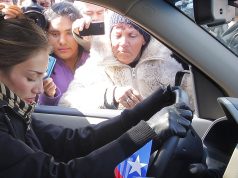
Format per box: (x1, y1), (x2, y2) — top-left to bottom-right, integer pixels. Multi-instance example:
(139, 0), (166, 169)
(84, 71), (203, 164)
(33, 0), (238, 177)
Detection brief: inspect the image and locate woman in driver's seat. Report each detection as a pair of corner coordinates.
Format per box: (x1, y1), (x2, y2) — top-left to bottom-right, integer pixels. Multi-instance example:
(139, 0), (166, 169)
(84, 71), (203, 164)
(0, 16), (193, 178)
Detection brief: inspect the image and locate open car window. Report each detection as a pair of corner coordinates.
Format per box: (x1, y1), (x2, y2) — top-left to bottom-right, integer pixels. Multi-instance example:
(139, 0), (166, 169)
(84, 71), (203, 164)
(39, 2), (196, 112)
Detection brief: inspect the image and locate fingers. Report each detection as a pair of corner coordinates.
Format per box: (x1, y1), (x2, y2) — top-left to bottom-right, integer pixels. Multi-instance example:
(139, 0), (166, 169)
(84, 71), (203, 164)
(171, 108), (192, 138)
(176, 115), (191, 130)
(83, 15), (92, 29)
(171, 102), (193, 134)
(72, 16), (92, 35)
(117, 87), (143, 109)
(43, 78), (56, 97)
(1, 5), (22, 19)
(174, 102), (193, 121)
(120, 95), (136, 109)
(123, 88), (142, 103)
(171, 114), (191, 138)
(174, 102), (191, 110)
(120, 99), (131, 109)
(131, 89), (143, 102)
(6, 5), (21, 12)
(177, 108), (193, 121)
(173, 122), (187, 138)
(72, 19), (86, 34)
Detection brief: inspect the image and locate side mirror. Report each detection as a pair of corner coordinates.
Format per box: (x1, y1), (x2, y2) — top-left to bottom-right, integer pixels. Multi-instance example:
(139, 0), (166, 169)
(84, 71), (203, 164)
(194, 0), (236, 26)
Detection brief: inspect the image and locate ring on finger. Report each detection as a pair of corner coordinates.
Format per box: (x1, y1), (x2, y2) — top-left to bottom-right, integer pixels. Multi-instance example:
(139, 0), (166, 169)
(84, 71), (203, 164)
(126, 98), (131, 103)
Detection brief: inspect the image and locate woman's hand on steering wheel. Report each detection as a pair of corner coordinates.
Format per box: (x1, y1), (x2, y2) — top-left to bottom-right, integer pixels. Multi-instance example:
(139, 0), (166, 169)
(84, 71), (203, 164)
(146, 102), (193, 144)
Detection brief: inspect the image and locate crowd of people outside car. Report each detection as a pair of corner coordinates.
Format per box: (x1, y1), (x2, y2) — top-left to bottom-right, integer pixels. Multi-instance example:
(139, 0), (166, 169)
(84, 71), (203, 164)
(0, 5), (194, 177)
(59, 11), (193, 110)
(0, 0), (105, 107)
(0, 0), (194, 109)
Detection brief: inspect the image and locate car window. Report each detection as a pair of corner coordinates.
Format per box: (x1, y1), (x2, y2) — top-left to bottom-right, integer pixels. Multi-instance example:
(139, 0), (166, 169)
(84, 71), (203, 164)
(41, 3), (196, 111)
(169, 0), (238, 57)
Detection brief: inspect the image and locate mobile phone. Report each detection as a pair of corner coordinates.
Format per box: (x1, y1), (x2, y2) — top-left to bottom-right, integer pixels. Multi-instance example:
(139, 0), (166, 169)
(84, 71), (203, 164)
(44, 56), (56, 79)
(80, 22), (105, 36)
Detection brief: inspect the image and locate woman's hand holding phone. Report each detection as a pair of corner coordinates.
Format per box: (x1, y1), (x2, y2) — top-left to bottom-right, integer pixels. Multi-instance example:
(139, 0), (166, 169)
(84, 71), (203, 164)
(44, 56), (56, 79)
(43, 56), (56, 97)
(43, 78), (56, 97)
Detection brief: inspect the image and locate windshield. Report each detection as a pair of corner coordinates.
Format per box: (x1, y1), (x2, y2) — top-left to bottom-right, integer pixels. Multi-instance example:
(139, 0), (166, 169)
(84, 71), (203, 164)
(170, 0), (238, 56)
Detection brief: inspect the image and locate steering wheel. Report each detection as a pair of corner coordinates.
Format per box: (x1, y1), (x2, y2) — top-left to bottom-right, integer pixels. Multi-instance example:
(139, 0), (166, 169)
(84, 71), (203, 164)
(147, 88), (193, 178)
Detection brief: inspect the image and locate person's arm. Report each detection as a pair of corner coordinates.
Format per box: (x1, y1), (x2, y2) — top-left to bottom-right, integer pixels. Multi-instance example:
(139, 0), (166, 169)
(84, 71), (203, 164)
(34, 87), (183, 161)
(0, 121), (156, 178)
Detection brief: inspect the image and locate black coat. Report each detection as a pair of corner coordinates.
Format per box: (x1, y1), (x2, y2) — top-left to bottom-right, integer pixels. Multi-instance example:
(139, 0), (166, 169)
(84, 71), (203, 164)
(0, 101), (156, 178)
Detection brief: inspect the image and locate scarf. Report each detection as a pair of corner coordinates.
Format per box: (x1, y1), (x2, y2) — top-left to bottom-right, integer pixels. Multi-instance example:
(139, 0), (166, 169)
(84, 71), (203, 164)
(0, 82), (35, 128)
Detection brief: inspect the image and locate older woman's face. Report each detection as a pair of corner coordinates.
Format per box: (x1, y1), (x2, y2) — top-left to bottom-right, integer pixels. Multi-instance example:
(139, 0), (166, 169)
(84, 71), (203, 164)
(110, 23), (145, 65)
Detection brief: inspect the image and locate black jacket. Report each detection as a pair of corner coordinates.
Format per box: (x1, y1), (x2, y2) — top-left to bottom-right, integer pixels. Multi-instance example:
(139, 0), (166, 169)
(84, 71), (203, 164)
(0, 100), (157, 178)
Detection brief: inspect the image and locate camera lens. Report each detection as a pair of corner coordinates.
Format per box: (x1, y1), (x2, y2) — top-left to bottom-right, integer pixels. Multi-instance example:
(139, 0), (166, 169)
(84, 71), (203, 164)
(22, 0), (47, 29)
(24, 11), (47, 30)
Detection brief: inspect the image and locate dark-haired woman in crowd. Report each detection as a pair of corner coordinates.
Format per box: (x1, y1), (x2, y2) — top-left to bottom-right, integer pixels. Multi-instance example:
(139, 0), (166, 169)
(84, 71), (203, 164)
(38, 1), (89, 106)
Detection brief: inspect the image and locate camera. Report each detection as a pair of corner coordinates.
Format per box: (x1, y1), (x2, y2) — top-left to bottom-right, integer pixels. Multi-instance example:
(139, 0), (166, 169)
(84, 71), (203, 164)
(22, 0), (47, 29)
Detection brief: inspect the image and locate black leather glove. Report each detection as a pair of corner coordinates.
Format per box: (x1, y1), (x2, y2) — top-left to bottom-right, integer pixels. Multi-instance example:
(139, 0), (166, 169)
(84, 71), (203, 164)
(189, 163), (223, 178)
(121, 86), (176, 127)
(146, 102), (193, 143)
